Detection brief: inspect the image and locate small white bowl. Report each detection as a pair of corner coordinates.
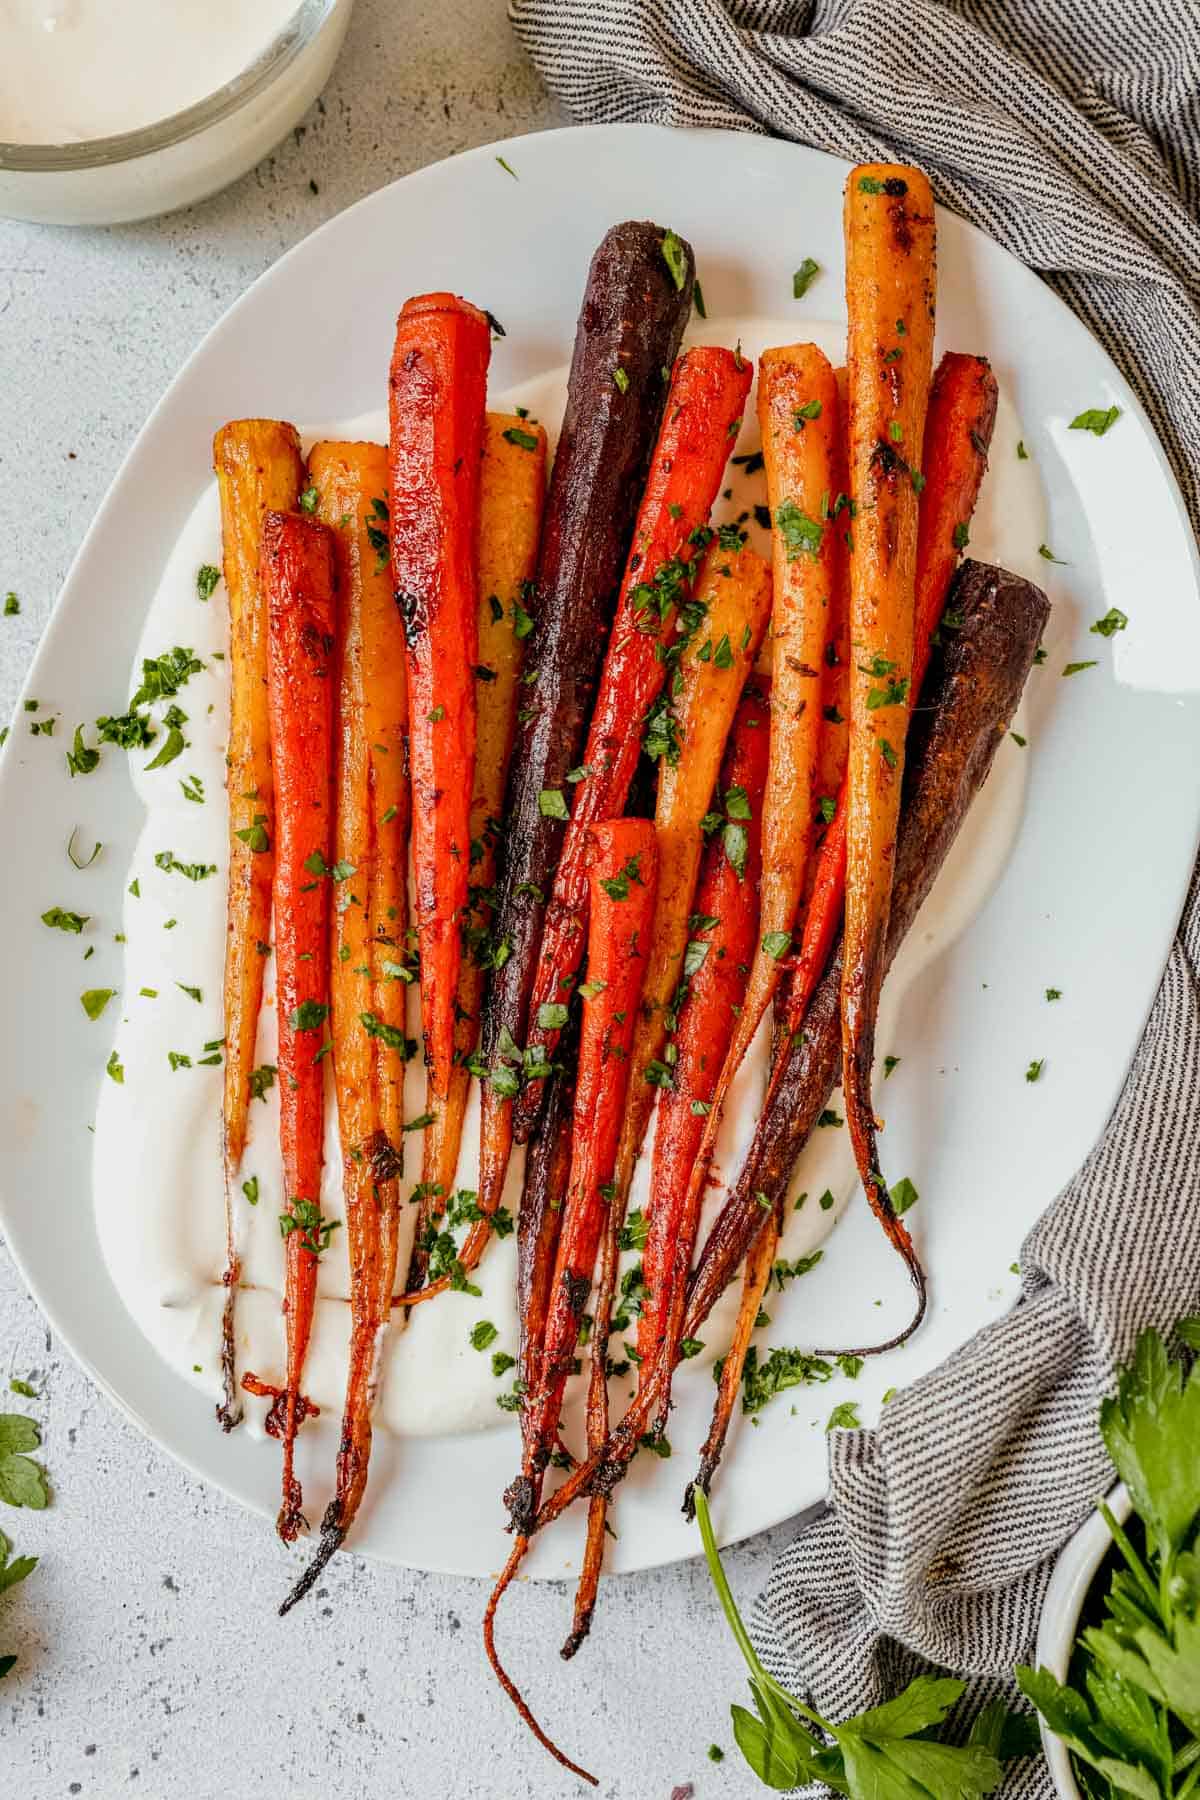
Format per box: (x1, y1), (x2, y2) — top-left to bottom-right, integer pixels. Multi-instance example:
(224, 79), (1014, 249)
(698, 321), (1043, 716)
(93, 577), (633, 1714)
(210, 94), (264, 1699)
(1035, 1483), (1131, 1797)
(0, 0), (354, 227)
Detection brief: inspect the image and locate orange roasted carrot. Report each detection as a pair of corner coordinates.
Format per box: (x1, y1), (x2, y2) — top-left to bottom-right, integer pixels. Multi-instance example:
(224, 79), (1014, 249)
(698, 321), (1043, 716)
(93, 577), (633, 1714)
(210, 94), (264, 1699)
(637, 681), (771, 1404)
(784, 351), (996, 1037)
(213, 418), (304, 1429)
(840, 164), (936, 1311)
(485, 819), (658, 1782)
(655, 348), (844, 1328)
(564, 681), (771, 1657)
(609, 537), (771, 1228)
(405, 411), (547, 1289)
(388, 292), (489, 1109)
(688, 1209), (778, 1510)
(278, 441), (410, 1612)
(241, 510), (338, 1544)
(512, 346), (752, 1141)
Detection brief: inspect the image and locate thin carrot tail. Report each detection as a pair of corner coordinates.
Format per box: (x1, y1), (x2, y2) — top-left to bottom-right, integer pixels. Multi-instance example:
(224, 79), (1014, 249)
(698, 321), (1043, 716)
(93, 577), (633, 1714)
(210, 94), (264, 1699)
(484, 1537), (599, 1787)
(279, 1503), (346, 1616)
(216, 1217), (243, 1431)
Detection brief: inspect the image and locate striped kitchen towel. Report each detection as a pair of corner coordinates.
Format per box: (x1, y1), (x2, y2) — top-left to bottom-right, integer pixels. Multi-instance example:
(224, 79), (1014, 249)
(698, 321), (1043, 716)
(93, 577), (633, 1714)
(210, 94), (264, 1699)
(510, 2), (1200, 1792)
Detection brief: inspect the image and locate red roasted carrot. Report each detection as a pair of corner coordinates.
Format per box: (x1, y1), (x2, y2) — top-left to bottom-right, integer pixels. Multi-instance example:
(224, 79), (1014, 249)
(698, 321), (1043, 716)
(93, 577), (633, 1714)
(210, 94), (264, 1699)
(388, 292), (489, 1107)
(512, 346), (752, 1141)
(840, 163), (936, 1310)
(563, 682), (770, 1657)
(637, 680), (771, 1397)
(784, 352), (998, 1036)
(278, 441), (410, 1614)
(241, 510), (338, 1544)
(485, 819), (658, 1781)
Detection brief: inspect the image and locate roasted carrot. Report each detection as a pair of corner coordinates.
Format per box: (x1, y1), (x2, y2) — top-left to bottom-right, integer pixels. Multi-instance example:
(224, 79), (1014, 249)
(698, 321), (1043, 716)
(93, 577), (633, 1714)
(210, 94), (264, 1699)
(277, 441), (409, 1612)
(240, 510), (338, 1544)
(513, 346), (752, 1140)
(637, 680), (771, 1389)
(784, 352), (997, 1037)
(650, 348), (845, 1344)
(687, 1209), (778, 1513)
(840, 163), (936, 1310)
(564, 681), (771, 1655)
(485, 819), (658, 1781)
(477, 221), (694, 1229)
(604, 538), (771, 1228)
(527, 559), (1049, 1539)
(516, 1026), (577, 1466)
(405, 411), (547, 1290)
(388, 293), (489, 1109)
(213, 418), (304, 1428)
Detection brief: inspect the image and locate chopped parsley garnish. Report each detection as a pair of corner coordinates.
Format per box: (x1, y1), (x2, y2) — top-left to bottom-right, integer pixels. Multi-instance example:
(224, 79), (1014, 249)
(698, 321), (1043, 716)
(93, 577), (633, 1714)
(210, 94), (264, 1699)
(826, 1402), (861, 1431)
(42, 907), (87, 934)
(249, 1064), (277, 1102)
(866, 675), (910, 711)
(878, 736), (898, 769)
(952, 521), (970, 549)
(279, 1198), (340, 1258)
(360, 1012), (417, 1057)
(1017, 439), (1029, 460)
(179, 774), (204, 804)
(618, 1208), (650, 1252)
(1046, 987), (1062, 1001)
(80, 988), (115, 1021)
(106, 1049), (124, 1085)
(130, 645), (204, 710)
(196, 564), (220, 600)
(1038, 543), (1067, 564)
(891, 1176), (919, 1215)
(1090, 607), (1127, 637)
(469, 1320), (498, 1352)
(792, 258), (820, 298)
(538, 787), (569, 821)
(495, 155), (518, 179)
(1069, 405), (1121, 436)
(774, 500), (823, 562)
(660, 228), (689, 292)
(692, 278), (707, 319)
(761, 931), (791, 961)
(793, 399), (822, 430)
(600, 852), (645, 902)
(234, 813), (270, 854)
(1025, 1058), (1045, 1082)
(883, 1054), (900, 1078)
(1062, 660), (1097, 677)
(66, 725), (99, 777)
(491, 1350), (516, 1378)
(242, 1176), (259, 1206)
(298, 485), (319, 514)
(155, 850), (217, 881)
(4, 592), (19, 616)
(502, 426), (539, 452)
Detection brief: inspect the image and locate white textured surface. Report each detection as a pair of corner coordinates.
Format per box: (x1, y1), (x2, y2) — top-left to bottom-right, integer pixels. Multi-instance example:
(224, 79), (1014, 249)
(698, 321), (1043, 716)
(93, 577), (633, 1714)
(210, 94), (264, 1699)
(0, 6), (795, 1793)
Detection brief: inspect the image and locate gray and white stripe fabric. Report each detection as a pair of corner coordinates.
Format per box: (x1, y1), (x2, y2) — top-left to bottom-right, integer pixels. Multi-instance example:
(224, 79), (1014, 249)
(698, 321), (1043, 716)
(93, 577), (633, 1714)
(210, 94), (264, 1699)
(510, 3), (1200, 1790)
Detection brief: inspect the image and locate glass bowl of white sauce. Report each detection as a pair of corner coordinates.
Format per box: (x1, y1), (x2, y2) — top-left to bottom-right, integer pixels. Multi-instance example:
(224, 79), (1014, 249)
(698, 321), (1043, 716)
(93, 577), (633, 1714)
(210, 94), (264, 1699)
(0, 0), (354, 226)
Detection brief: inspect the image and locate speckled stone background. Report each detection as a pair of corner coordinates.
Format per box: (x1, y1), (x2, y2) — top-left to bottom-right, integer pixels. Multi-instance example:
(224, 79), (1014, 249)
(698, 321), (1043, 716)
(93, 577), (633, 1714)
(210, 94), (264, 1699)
(0, 4), (804, 1795)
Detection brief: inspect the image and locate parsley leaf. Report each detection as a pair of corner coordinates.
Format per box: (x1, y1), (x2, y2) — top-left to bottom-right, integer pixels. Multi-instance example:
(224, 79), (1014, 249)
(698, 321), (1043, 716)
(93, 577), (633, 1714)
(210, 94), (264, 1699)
(0, 1415), (47, 1510)
(792, 258), (820, 298)
(1070, 405), (1121, 437)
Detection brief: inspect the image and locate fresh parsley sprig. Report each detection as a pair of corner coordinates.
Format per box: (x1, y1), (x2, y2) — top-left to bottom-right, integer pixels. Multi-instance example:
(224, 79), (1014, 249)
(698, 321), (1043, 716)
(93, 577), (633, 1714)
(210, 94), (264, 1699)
(696, 1488), (1034, 1793)
(1017, 1325), (1200, 1799)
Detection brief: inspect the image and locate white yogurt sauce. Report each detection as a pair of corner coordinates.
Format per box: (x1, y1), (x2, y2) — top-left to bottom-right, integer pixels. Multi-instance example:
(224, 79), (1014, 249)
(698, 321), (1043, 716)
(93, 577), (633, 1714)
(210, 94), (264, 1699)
(93, 320), (1045, 1449)
(0, 0), (300, 144)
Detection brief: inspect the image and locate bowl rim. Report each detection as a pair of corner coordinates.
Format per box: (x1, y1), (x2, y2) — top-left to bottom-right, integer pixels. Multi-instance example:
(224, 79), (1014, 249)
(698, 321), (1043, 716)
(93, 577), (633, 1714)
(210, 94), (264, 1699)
(1035, 1482), (1131, 1798)
(0, 0), (341, 173)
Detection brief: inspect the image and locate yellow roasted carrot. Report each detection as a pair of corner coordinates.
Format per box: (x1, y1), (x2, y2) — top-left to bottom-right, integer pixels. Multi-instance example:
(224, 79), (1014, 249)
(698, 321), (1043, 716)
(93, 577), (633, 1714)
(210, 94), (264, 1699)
(213, 418), (304, 1430)
(608, 537), (771, 1217)
(842, 163), (936, 1306)
(661, 349), (844, 1272)
(406, 412), (547, 1288)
